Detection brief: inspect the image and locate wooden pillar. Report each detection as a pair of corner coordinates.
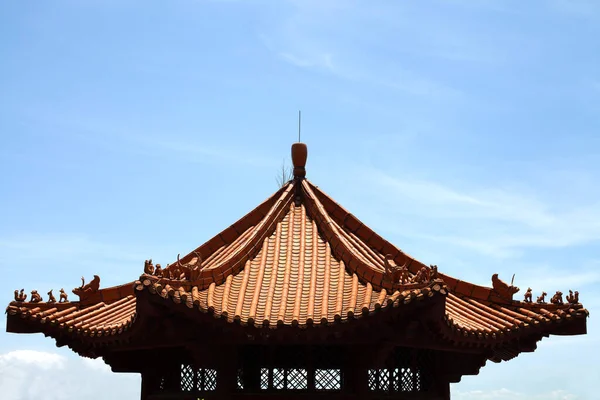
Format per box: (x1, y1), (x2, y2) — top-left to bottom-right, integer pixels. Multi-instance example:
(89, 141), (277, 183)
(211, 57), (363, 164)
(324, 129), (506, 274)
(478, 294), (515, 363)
(140, 372), (150, 400)
(140, 368), (163, 400)
(216, 346), (238, 396)
(240, 347), (262, 392)
(343, 346), (369, 397)
(307, 345), (315, 391)
(163, 359), (182, 392)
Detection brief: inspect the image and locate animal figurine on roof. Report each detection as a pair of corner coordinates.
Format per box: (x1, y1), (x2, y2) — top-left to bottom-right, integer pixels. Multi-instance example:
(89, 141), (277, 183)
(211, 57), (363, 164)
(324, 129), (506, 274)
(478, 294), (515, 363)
(412, 266), (430, 284)
(524, 287), (533, 303)
(13, 289), (27, 302)
(30, 290), (42, 303)
(536, 291), (547, 304)
(551, 291), (563, 305)
(566, 290), (579, 304)
(59, 288), (68, 303)
(384, 255), (411, 285)
(144, 259), (155, 275)
(430, 265), (439, 280)
(47, 290), (56, 304)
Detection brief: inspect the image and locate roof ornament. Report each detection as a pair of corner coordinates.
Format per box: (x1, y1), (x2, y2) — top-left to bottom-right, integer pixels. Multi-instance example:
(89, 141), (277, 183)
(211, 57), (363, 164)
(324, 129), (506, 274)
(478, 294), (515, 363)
(491, 273), (519, 301)
(566, 290), (579, 304)
(536, 291), (547, 304)
(384, 254), (410, 284)
(298, 110), (301, 142)
(13, 289), (27, 302)
(550, 291), (563, 305)
(291, 140), (307, 206)
(59, 288), (69, 303)
(143, 252), (204, 282)
(30, 290), (42, 303)
(524, 287), (533, 303)
(144, 259), (155, 275)
(73, 275), (100, 300)
(47, 290), (57, 304)
(291, 142), (307, 179)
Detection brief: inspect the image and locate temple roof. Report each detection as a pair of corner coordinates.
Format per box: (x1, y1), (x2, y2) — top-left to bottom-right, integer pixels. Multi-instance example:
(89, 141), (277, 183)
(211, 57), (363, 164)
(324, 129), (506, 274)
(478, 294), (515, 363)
(6, 143), (588, 361)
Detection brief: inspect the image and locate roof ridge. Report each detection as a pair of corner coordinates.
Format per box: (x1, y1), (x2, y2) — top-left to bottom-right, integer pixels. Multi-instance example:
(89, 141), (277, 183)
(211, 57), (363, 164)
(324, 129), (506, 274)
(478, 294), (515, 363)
(153, 183), (296, 289)
(301, 180), (431, 291)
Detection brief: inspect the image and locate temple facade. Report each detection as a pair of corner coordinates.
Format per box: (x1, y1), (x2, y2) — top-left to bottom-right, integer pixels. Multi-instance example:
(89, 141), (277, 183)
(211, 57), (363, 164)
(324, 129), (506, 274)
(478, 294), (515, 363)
(6, 143), (588, 399)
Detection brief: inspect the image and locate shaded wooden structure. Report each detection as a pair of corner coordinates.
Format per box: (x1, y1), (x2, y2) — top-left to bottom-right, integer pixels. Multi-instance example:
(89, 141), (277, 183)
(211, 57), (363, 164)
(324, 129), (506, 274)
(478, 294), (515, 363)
(6, 143), (588, 399)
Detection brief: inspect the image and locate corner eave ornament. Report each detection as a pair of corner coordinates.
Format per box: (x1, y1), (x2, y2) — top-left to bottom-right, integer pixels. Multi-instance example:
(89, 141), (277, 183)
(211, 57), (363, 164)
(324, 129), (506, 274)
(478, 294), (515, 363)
(72, 275), (100, 300)
(491, 273), (519, 301)
(142, 253), (203, 282)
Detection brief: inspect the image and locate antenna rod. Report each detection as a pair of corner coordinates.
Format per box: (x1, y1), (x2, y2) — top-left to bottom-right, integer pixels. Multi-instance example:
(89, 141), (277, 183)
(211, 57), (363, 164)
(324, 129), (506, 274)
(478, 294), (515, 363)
(298, 110), (301, 142)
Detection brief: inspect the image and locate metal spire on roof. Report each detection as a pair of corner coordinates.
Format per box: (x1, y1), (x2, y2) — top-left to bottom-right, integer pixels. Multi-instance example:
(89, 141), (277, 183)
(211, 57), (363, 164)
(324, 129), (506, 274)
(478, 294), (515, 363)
(298, 110), (301, 142)
(292, 111), (307, 179)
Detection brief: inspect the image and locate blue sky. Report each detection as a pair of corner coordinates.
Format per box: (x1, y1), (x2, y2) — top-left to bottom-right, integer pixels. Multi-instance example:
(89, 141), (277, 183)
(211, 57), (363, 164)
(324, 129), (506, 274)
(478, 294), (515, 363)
(1, 0), (599, 399)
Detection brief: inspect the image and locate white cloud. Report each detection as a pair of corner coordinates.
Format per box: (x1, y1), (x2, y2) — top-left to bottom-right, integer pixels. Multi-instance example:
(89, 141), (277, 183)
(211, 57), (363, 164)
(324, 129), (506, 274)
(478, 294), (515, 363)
(279, 52), (335, 72)
(0, 350), (139, 400)
(0, 350), (65, 371)
(455, 388), (578, 400)
(81, 358), (112, 373)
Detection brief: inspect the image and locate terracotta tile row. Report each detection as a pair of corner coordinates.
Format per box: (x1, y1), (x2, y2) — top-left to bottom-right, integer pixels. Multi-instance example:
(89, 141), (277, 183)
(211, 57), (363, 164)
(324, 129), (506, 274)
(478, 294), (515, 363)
(137, 203), (446, 327)
(7, 295), (136, 338)
(444, 293), (588, 342)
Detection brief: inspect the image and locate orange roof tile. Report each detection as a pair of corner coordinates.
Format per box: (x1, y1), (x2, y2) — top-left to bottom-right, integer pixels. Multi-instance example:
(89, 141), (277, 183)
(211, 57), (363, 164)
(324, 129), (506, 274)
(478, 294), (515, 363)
(6, 143), (588, 360)
(7, 295), (136, 339)
(135, 200), (446, 327)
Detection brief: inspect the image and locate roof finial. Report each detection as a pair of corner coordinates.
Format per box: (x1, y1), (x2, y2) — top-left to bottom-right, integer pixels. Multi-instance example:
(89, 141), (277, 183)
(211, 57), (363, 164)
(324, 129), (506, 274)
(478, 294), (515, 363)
(291, 114), (307, 179)
(298, 110), (301, 142)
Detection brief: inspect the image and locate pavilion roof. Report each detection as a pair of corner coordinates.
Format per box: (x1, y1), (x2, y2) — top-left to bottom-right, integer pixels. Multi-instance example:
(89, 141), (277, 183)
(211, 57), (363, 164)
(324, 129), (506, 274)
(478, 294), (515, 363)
(6, 143), (588, 361)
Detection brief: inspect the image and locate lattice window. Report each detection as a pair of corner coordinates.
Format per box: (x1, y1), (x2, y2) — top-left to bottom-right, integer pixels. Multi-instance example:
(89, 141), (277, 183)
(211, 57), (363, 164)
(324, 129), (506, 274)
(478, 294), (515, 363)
(287, 369), (307, 390)
(272, 368), (285, 389)
(377, 369), (390, 391)
(393, 367), (414, 392)
(237, 369), (245, 390)
(414, 369), (421, 392)
(258, 368), (310, 390)
(198, 368), (217, 391)
(368, 369), (377, 391)
(368, 369), (390, 392)
(260, 368), (270, 390)
(384, 347), (430, 393)
(181, 364), (194, 392)
(315, 369), (341, 390)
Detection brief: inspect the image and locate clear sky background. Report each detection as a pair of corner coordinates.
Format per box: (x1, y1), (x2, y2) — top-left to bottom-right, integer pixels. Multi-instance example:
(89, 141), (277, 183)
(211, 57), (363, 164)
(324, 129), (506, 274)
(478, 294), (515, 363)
(1, 1), (599, 399)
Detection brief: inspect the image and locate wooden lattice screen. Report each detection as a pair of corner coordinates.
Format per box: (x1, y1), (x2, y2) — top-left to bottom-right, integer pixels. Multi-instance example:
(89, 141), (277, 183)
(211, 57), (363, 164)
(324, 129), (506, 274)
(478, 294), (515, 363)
(161, 346), (435, 396)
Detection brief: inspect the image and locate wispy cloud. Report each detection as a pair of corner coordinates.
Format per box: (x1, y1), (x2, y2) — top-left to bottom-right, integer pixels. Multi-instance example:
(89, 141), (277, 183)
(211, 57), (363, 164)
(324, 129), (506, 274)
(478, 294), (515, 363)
(17, 109), (277, 168)
(354, 168), (600, 257)
(0, 234), (152, 289)
(258, 2), (469, 102)
(279, 52), (335, 72)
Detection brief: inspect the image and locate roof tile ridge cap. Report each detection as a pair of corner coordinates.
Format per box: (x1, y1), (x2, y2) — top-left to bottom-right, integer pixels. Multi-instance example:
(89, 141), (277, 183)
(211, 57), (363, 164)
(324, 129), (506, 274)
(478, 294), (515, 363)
(439, 273), (494, 298)
(175, 183), (292, 266)
(195, 183), (296, 284)
(301, 180), (385, 285)
(303, 180), (428, 273)
(95, 282), (137, 298)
